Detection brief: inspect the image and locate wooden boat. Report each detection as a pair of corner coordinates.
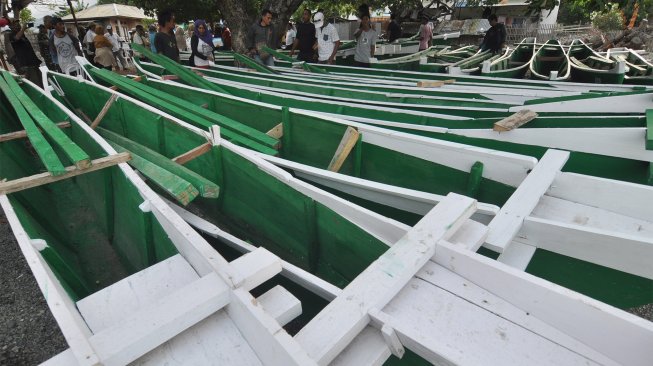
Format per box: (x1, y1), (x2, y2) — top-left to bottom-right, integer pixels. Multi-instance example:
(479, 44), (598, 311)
(607, 47), (653, 85)
(418, 45), (480, 73)
(370, 46), (450, 71)
(529, 39), (571, 81)
(39, 70), (653, 365)
(124, 58), (653, 188)
(448, 49), (508, 76)
(568, 39), (625, 84)
(481, 38), (537, 79)
(0, 71), (343, 365)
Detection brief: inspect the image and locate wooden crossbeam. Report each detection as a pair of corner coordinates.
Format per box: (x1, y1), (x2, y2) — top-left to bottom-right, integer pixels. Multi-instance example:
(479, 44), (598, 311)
(172, 142), (212, 165)
(0, 122), (70, 143)
(266, 123), (283, 139)
(493, 110), (538, 132)
(161, 75), (180, 80)
(91, 94), (119, 129)
(416, 80), (445, 88)
(0, 153), (130, 195)
(327, 127), (360, 172)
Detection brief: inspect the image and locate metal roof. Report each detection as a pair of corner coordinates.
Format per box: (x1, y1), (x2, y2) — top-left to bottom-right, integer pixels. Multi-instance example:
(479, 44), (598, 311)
(62, 4), (149, 21)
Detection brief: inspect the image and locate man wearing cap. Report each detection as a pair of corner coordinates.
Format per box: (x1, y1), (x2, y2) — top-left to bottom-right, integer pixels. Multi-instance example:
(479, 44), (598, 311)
(49, 17), (82, 75)
(290, 9), (316, 62)
(314, 12), (340, 65)
(105, 24), (126, 69)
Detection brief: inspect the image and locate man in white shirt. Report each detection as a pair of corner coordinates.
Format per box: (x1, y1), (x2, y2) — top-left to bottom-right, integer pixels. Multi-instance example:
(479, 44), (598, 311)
(284, 22), (295, 50)
(105, 25), (126, 69)
(313, 12), (340, 64)
(83, 22), (96, 65)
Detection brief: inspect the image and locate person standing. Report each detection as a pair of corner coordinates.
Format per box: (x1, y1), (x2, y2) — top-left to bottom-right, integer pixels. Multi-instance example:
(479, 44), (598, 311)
(37, 25), (56, 71)
(418, 15), (433, 51)
(132, 24), (149, 60)
(93, 24), (116, 70)
(480, 14), (506, 54)
(314, 12), (340, 65)
(290, 9), (315, 62)
(387, 13), (402, 43)
(49, 17), (82, 75)
(83, 22), (97, 65)
(154, 10), (180, 62)
(105, 25), (126, 70)
(148, 24), (157, 53)
(284, 22), (295, 50)
(175, 25), (187, 52)
(220, 23), (232, 50)
(190, 19), (214, 68)
(8, 19), (42, 87)
(353, 13), (377, 67)
(246, 9), (277, 67)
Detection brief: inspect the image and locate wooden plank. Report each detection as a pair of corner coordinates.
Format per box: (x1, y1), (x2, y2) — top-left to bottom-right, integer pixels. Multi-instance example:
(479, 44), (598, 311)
(0, 122), (70, 143)
(484, 149), (569, 252)
(0, 74), (66, 175)
(493, 110), (538, 132)
(295, 193), (476, 365)
(433, 239), (653, 366)
(448, 219), (489, 251)
(229, 247), (282, 291)
(99, 128), (219, 199)
(77, 254), (199, 333)
(171, 142), (212, 165)
(107, 142), (200, 206)
(90, 94), (119, 129)
(2, 73), (91, 170)
(257, 285), (302, 327)
(0, 153), (130, 195)
(645, 109), (653, 150)
(327, 127), (360, 172)
(416, 80), (445, 88)
(497, 241), (537, 270)
(520, 216), (653, 279)
(330, 326), (390, 366)
(165, 199), (342, 301)
(89, 272), (230, 366)
(266, 123), (283, 139)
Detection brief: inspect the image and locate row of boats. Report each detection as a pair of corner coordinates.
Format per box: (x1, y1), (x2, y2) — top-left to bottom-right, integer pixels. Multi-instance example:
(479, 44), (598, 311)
(0, 41), (651, 365)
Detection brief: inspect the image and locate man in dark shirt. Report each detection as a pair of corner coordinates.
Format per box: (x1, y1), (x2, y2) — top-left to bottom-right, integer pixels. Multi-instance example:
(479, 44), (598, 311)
(480, 14), (506, 54)
(8, 19), (42, 87)
(154, 9), (180, 62)
(387, 13), (402, 43)
(246, 9), (277, 66)
(290, 9), (316, 62)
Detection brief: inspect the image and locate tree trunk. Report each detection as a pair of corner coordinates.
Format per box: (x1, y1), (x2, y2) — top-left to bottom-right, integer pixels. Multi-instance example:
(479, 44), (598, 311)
(218, 0), (304, 53)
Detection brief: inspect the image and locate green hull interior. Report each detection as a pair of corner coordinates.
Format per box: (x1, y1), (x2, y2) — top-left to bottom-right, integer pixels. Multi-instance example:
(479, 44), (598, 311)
(0, 80), (178, 302)
(53, 72), (653, 309)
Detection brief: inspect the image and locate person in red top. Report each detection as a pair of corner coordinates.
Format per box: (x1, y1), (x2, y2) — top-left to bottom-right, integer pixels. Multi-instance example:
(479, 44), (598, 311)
(220, 23), (232, 50)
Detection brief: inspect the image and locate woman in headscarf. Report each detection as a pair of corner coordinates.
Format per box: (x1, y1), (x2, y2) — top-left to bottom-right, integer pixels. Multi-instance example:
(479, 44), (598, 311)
(190, 19), (214, 68)
(93, 24), (117, 70)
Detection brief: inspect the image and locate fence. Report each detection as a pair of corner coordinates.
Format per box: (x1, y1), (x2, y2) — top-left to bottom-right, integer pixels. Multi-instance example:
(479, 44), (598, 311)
(504, 23), (593, 45)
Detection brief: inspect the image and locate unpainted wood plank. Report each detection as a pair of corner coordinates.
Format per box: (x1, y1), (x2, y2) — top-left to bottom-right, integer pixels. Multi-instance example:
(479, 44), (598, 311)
(416, 80), (445, 88)
(171, 142), (212, 165)
(90, 94), (119, 129)
(0, 122), (70, 143)
(0, 153), (130, 195)
(266, 123), (283, 139)
(493, 110), (539, 132)
(327, 127), (360, 172)
(295, 193), (476, 365)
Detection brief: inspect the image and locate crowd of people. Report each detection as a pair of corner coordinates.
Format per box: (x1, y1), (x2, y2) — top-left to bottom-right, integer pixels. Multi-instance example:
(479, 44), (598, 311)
(1, 4), (507, 87)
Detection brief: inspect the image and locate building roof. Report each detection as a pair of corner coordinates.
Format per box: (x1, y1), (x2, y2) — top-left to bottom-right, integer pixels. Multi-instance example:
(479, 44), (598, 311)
(62, 4), (149, 21)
